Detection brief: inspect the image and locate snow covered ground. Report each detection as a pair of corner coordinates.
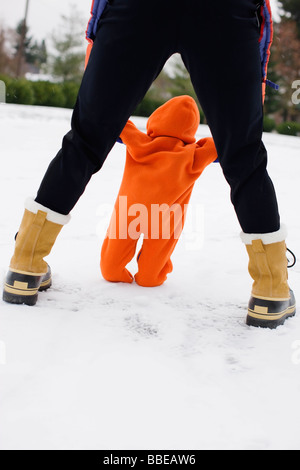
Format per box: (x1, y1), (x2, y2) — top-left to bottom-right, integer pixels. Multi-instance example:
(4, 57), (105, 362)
(0, 104), (300, 450)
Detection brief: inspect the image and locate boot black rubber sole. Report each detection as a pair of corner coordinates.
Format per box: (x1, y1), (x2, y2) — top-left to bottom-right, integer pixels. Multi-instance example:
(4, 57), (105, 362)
(247, 290), (296, 329)
(2, 267), (52, 306)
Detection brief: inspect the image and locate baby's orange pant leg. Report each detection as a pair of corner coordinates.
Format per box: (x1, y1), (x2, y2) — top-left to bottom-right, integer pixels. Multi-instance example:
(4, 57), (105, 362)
(135, 237), (178, 287)
(135, 200), (189, 287)
(100, 236), (138, 283)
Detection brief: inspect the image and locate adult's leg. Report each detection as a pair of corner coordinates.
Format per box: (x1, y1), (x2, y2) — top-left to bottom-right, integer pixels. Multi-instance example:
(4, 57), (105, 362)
(179, 0), (280, 234)
(178, 0), (295, 329)
(36, 0), (177, 215)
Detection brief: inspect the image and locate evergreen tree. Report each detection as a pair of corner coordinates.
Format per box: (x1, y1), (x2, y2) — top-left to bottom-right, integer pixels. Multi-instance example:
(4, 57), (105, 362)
(14, 20), (32, 59)
(28, 39), (48, 70)
(14, 21), (47, 75)
(50, 4), (86, 83)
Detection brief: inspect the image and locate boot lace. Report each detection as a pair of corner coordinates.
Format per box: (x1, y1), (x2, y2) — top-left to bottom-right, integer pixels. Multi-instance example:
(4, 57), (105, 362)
(287, 248), (297, 268)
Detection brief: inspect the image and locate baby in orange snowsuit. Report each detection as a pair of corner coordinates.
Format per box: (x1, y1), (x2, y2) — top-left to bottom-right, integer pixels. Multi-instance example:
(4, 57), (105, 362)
(100, 95), (218, 287)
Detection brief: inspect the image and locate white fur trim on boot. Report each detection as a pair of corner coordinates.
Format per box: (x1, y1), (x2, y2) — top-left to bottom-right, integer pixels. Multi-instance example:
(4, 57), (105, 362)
(240, 225), (287, 245)
(25, 198), (71, 225)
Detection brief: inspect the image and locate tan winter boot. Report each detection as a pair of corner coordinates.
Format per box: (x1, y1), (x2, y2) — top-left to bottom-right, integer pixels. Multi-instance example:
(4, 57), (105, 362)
(3, 198), (70, 306)
(241, 226), (296, 329)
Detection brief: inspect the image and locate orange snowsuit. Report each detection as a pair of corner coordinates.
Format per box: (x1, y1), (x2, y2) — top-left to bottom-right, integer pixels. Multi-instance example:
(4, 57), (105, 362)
(100, 95), (218, 287)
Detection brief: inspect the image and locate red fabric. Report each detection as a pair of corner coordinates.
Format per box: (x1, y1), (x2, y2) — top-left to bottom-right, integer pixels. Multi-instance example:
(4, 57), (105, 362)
(85, 43), (93, 70)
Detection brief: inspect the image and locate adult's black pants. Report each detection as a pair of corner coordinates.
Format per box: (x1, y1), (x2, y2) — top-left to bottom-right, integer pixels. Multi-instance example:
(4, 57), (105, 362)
(36, 0), (280, 234)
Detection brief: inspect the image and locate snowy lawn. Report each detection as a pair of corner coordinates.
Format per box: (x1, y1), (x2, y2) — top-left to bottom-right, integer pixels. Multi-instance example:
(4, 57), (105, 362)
(0, 104), (300, 450)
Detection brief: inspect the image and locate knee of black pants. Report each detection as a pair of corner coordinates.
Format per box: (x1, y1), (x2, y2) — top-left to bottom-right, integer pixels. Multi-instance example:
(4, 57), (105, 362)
(70, 98), (124, 174)
(220, 143), (280, 233)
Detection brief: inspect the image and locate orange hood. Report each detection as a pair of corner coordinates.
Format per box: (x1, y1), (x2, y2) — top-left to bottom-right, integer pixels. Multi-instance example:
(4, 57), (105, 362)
(146, 95), (200, 144)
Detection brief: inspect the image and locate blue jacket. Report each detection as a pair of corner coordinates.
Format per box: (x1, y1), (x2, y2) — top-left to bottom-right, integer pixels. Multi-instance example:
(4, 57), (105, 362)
(86, 0), (108, 42)
(258, 0), (279, 90)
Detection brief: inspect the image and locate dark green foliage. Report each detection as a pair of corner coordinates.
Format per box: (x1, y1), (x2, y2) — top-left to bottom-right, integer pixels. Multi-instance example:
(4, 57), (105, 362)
(62, 82), (80, 109)
(0, 74), (79, 109)
(276, 121), (300, 136)
(30, 81), (66, 107)
(0, 74), (12, 87)
(134, 95), (166, 117)
(263, 116), (276, 133)
(6, 78), (34, 105)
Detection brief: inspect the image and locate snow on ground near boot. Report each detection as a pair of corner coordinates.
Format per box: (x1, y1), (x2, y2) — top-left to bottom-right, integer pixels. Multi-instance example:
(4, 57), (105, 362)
(0, 104), (300, 450)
